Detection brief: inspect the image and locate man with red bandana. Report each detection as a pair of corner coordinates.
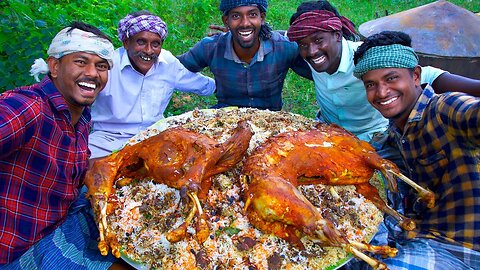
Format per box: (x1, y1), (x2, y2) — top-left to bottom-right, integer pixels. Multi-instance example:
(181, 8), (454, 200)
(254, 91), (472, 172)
(0, 22), (128, 269)
(177, 0), (312, 111)
(287, 1), (480, 153)
(89, 10), (216, 159)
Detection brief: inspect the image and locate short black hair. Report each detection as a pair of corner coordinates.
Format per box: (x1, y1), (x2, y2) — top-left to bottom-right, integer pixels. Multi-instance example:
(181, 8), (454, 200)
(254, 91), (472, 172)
(289, 0), (358, 41)
(67, 21), (112, 43)
(353, 31), (412, 65)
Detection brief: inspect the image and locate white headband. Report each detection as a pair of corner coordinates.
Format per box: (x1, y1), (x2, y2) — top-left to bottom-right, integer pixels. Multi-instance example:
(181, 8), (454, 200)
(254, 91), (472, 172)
(30, 27), (115, 82)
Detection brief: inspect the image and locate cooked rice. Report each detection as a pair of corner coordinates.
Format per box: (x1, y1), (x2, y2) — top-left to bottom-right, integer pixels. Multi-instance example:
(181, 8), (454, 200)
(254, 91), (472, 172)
(106, 108), (384, 269)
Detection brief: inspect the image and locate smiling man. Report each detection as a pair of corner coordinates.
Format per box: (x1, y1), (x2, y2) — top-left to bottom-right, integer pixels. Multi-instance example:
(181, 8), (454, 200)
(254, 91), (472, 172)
(177, 0), (311, 111)
(0, 22), (127, 269)
(352, 30), (480, 270)
(89, 11), (216, 158)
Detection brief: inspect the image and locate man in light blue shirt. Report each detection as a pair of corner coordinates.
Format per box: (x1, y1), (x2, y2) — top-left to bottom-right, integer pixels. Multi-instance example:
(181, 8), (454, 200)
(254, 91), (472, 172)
(89, 11), (215, 158)
(287, 1), (480, 144)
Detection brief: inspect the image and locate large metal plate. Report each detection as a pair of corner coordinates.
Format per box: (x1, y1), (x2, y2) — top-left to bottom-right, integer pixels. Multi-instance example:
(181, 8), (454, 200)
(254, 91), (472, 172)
(359, 0), (480, 58)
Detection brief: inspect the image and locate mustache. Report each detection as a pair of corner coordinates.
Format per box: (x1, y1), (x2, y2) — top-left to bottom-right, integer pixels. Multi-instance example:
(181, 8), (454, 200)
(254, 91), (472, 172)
(133, 51), (159, 60)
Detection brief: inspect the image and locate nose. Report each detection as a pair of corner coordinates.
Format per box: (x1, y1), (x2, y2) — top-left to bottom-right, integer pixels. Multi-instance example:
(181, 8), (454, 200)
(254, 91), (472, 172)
(144, 43), (154, 54)
(84, 63), (99, 77)
(239, 15), (251, 27)
(377, 82), (390, 97)
(307, 44), (317, 57)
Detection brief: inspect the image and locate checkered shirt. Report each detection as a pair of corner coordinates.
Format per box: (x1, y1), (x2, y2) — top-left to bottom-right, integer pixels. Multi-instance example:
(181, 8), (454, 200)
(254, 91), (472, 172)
(388, 84), (480, 251)
(0, 76), (91, 263)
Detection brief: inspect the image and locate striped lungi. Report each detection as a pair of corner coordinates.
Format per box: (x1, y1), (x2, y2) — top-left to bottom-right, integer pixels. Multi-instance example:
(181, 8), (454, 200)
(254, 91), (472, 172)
(1, 187), (119, 270)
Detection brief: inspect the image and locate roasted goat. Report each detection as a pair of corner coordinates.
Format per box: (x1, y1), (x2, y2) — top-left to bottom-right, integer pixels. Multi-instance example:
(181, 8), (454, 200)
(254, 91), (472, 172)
(242, 124), (435, 270)
(85, 121), (253, 257)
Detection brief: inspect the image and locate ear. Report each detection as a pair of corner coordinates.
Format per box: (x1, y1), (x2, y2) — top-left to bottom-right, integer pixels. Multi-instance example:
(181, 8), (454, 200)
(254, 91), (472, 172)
(260, 12), (266, 24)
(122, 39), (129, 49)
(334, 31), (342, 42)
(413, 65), (421, 86)
(47, 56), (60, 78)
(221, 15), (228, 27)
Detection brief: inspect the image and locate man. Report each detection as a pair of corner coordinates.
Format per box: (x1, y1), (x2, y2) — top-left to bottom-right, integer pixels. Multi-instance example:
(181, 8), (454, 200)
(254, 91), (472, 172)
(177, 0), (311, 111)
(89, 11), (216, 158)
(0, 22), (124, 269)
(287, 0), (480, 144)
(352, 30), (479, 269)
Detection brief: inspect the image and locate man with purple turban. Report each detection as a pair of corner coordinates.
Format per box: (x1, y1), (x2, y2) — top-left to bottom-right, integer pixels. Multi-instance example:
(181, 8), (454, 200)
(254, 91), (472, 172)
(177, 0), (312, 111)
(89, 10), (216, 158)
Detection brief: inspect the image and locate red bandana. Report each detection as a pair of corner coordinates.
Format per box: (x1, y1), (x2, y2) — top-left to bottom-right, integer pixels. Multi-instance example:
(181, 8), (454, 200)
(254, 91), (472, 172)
(287, 10), (356, 42)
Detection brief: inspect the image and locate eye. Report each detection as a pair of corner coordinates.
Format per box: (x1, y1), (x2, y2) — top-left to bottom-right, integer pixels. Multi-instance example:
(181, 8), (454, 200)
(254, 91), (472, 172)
(386, 75), (398, 82)
(96, 63), (109, 71)
(298, 43), (307, 49)
(315, 38), (323, 45)
(137, 39), (145, 46)
(151, 41), (162, 48)
(364, 82), (375, 90)
(74, 59), (86, 65)
(249, 12), (258, 18)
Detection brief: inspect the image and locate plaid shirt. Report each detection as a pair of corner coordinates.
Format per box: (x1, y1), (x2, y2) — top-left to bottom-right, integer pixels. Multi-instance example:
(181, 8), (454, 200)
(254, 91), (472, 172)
(0, 76), (91, 264)
(178, 31), (308, 111)
(389, 85), (480, 251)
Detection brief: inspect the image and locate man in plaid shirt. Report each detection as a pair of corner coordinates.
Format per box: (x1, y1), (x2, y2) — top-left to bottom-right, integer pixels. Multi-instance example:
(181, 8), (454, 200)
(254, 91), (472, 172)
(351, 30), (480, 270)
(0, 22), (126, 269)
(178, 0), (312, 111)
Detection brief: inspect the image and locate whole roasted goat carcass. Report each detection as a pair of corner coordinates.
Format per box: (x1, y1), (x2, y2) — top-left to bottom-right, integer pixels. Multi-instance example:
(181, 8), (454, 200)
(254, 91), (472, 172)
(242, 123), (435, 270)
(84, 120), (253, 258)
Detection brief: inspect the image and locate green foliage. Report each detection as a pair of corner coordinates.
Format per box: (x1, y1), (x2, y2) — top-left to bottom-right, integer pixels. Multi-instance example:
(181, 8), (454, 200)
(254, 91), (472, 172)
(1, 0), (479, 117)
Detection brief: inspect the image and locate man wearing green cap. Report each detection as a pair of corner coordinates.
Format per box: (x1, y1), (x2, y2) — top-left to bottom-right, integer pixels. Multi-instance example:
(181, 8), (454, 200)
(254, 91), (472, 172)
(177, 0), (311, 111)
(352, 30), (480, 270)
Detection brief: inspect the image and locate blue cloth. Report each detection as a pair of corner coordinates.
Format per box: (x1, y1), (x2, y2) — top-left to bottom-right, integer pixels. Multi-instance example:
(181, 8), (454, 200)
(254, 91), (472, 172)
(341, 226), (480, 270)
(0, 187), (118, 270)
(219, 0), (268, 13)
(178, 31), (308, 111)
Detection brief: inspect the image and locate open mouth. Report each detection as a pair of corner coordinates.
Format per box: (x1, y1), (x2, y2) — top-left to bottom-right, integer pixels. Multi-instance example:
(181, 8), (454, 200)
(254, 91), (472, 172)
(311, 55), (326, 65)
(379, 96), (398, 106)
(139, 55), (153, 62)
(238, 30), (254, 38)
(78, 81), (96, 91)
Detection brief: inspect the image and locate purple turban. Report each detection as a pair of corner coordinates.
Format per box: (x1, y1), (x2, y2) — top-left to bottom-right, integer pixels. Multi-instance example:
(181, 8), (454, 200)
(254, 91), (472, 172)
(117, 14), (168, 42)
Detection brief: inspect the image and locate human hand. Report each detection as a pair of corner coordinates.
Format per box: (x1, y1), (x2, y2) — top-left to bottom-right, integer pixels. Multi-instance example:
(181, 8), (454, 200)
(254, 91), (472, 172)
(208, 24), (228, 36)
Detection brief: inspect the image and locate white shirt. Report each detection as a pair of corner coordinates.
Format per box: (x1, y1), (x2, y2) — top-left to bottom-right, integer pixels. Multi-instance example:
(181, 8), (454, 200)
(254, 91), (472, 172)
(89, 47), (215, 158)
(311, 38), (444, 142)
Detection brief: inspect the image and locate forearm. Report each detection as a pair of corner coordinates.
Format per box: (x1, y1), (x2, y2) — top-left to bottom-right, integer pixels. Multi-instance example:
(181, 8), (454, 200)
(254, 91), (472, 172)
(432, 73), (480, 97)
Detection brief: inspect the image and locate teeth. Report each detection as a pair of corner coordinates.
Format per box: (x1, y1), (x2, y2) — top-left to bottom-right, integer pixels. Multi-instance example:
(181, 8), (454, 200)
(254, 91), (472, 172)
(239, 30), (253, 36)
(380, 96), (398, 105)
(78, 81), (95, 89)
(140, 55), (152, 61)
(312, 55), (326, 64)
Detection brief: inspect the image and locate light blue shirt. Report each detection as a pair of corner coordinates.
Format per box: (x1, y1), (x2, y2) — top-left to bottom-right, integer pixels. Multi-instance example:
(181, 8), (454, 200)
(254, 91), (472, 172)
(311, 38), (444, 141)
(89, 47), (215, 158)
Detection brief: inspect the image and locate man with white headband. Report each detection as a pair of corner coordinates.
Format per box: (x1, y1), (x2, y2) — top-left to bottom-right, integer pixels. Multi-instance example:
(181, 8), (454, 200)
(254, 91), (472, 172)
(88, 10), (216, 159)
(0, 22), (127, 269)
(350, 30), (480, 270)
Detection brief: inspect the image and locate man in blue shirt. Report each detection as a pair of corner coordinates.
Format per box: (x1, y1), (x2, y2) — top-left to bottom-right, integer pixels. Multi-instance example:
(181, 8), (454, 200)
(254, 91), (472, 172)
(177, 0), (311, 111)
